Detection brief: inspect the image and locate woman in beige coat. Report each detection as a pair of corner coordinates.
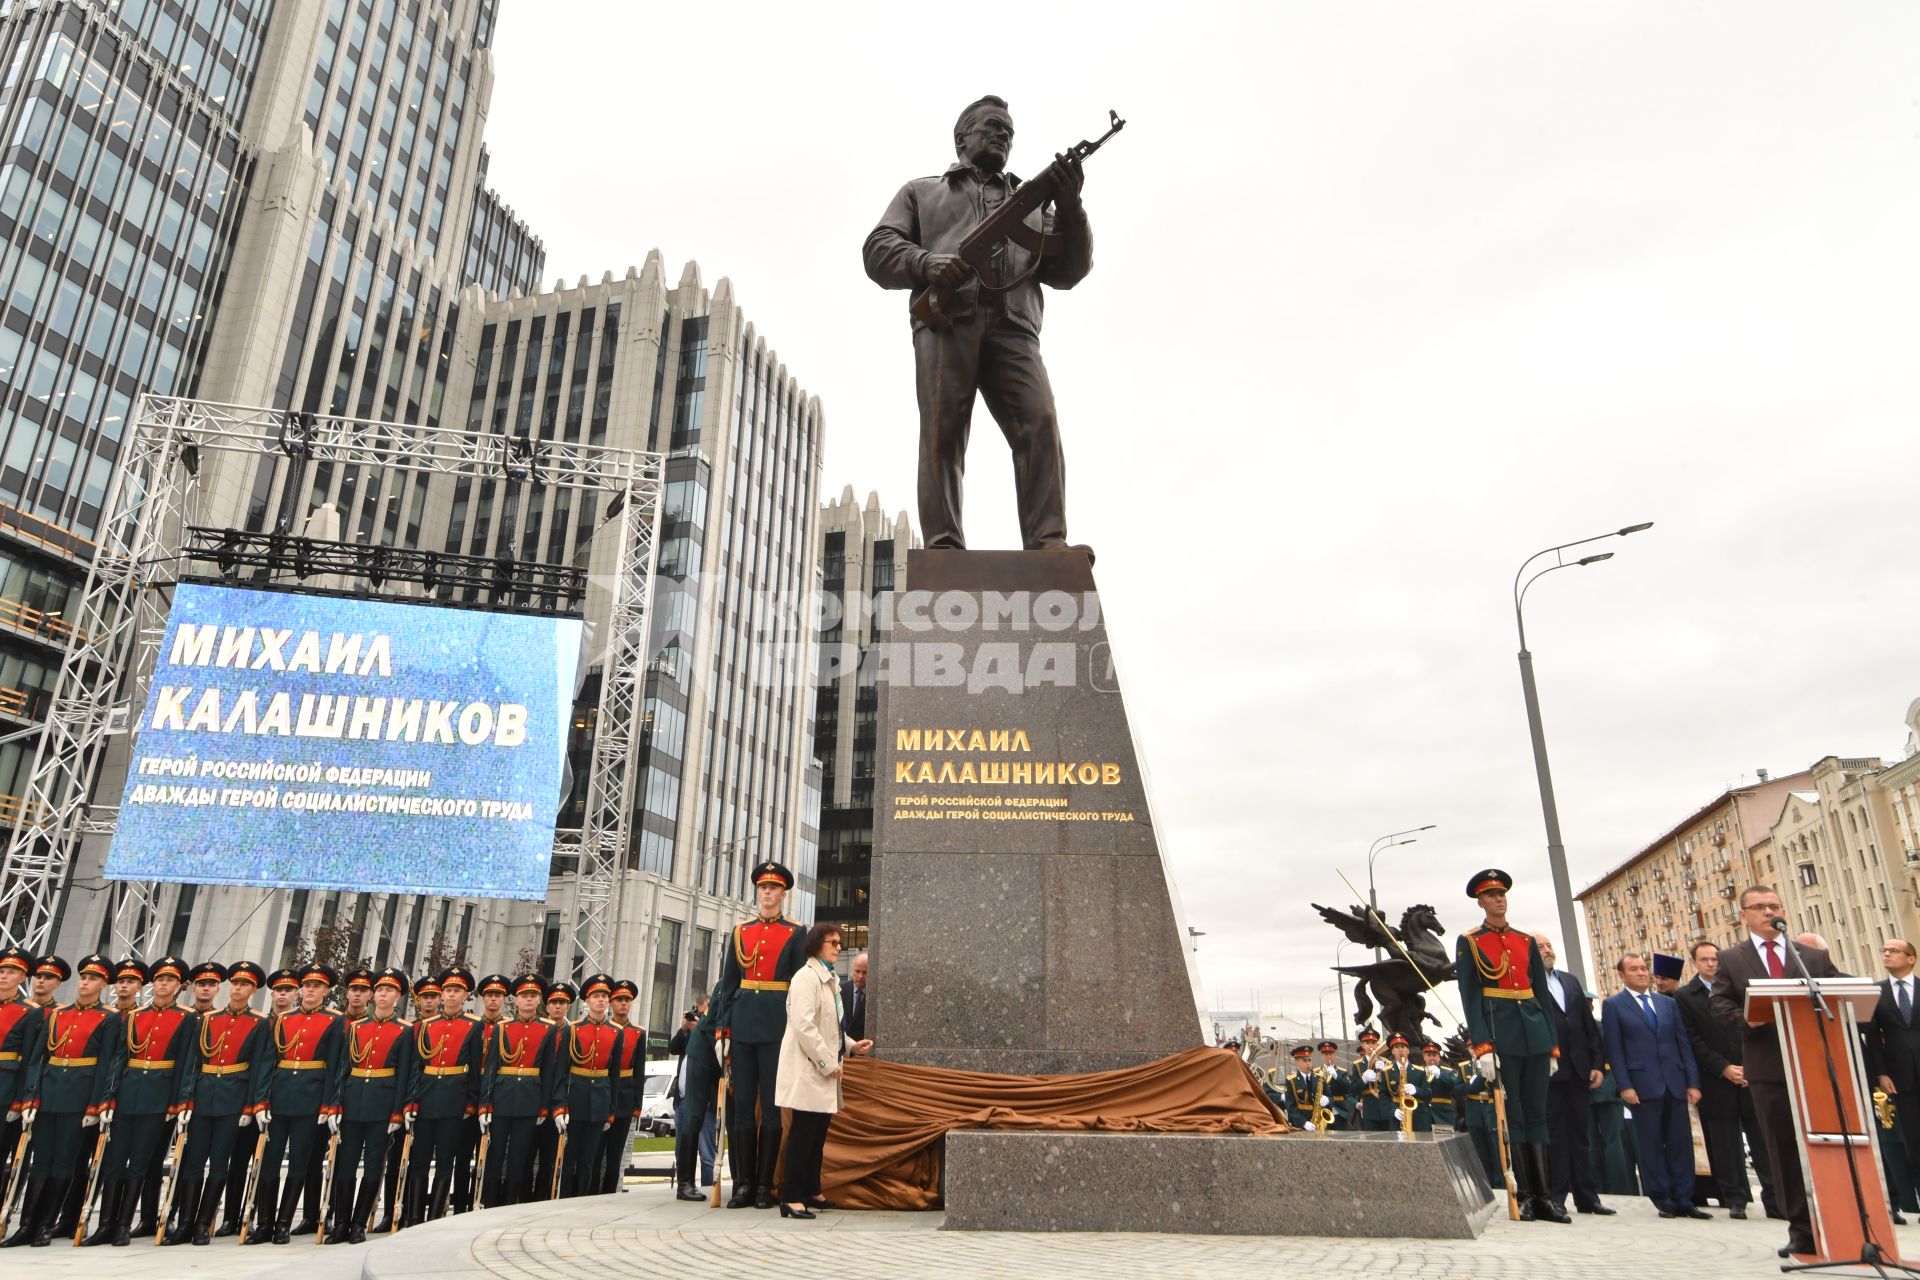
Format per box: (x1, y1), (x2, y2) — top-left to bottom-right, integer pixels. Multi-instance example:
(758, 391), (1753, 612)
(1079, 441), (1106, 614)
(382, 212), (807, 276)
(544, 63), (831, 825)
(773, 923), (872, 1217)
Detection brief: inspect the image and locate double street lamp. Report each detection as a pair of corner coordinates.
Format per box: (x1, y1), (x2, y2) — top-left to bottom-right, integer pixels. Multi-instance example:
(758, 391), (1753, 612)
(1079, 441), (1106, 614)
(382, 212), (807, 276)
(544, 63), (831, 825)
(1513, 522), (1654, 989)
(1367, 825), (1435, 960)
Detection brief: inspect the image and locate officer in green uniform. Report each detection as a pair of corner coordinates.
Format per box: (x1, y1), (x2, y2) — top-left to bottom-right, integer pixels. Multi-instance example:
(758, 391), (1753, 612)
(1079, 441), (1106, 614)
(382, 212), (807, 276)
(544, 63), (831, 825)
(1279, 1045), (1332, 1130)
(1380, 1034), (1430, 1132)
(1315, 1040), (1352, 1130)
(711, 861), (807, 1209)
(1455, 867), (1565, 1223)
(327, 967), (414, 1244)
(1352, 1029), (1393, 1130)
(87, 954), (196, 1246)
(1422, 1042), (1461, 1130)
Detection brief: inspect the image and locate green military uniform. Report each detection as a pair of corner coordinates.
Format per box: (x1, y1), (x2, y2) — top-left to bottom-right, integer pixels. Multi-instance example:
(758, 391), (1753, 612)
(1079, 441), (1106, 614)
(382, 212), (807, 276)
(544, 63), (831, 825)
(710, 860), (807, 1208)
(1422, 1047), (1461, 1130)
(1379, 1038), (1431, 1132)
(1461, 1060), (1503, 1189)
(1351, 1034), (1392, 1130)
(1454, 867), (1564, 1223)
(1315, 1041), (1353, 1130)
(1275, 1048), (1326, 1129)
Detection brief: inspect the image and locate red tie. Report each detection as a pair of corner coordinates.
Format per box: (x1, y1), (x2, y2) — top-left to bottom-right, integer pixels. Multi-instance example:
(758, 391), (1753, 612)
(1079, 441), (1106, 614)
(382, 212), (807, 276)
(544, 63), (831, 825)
(1765, 940), (1784, 979)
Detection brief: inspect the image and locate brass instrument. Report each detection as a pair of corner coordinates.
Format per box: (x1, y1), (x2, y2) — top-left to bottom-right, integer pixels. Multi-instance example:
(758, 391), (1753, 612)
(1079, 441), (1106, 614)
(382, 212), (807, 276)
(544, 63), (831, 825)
(1875, 1088), (1897, 1131)
(1309, 1069), (1334, 1134)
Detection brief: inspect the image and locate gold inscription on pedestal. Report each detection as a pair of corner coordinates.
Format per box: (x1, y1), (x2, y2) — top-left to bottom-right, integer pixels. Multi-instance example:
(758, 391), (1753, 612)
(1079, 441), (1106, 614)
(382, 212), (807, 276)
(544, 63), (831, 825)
(886, 727), (1137, 824)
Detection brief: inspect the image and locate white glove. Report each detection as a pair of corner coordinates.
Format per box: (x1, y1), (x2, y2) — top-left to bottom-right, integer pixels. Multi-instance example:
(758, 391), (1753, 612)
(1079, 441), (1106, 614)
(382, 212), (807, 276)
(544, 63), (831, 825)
(99, 1107), (113, 1131)
(18, 1106), (34, 1131)
(387, 1122), (402, 1134)
(2, 1108), (16, 1125)
(1302, 1121), (1317, 1132)
(403, 1110), (414, 1132)
(1402, 1082), (1417, 1097)
(1360, 1069), (1378, 1084)
(1474, 1053), (1496, 1082)
(1392, 1108), (1405, 1122)
(714, 1038), (728, 1068)
(478, 1112), (491, 1133)
(238, 1112), (253, 1129)
(325, 1113), (340, 1133)
(1318, 1094), (1330, 1106)
(82, 1112), (98, 1128)
(536, 1114), (546, 1127)
(257, 1106), (273, 1130)
(554, 1113), (569, 1134)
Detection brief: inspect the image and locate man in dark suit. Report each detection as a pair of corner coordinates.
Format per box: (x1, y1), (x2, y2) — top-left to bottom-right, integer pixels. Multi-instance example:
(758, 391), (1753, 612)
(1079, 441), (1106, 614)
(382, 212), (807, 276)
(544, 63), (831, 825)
(841, 951), (868, 1041)
(1864, 938), (1920, 1200)
(1602, 951), (1704, 1218)
(1674, 940), (1778, 1219)
(1534, 934), (1612, 1215)
(1709, 883), (1844, 1259)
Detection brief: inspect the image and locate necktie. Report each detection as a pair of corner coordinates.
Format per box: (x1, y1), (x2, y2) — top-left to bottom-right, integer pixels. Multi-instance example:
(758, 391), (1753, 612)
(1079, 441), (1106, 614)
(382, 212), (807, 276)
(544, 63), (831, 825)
(1900, 980), (1912, 1025)
(1765, 940), (1784, 979)
(852, 988), (864, 1028)
(1639, 993), (1657, 1029)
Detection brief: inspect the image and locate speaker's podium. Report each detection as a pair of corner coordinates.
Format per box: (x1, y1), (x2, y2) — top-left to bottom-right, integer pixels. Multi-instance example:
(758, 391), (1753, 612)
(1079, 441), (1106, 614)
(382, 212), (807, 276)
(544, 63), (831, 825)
(1746, 977), (1902, 1266)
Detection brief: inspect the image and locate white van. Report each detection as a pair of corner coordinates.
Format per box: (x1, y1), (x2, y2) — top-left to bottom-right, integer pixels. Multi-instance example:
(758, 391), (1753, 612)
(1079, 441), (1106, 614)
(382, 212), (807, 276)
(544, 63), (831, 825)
(638, 1058), (677, 1135)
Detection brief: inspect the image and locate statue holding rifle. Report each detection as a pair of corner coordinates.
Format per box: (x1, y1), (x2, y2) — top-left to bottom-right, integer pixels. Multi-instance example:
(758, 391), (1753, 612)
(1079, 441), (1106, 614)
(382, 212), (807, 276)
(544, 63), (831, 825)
(863, 97), (1124, 555)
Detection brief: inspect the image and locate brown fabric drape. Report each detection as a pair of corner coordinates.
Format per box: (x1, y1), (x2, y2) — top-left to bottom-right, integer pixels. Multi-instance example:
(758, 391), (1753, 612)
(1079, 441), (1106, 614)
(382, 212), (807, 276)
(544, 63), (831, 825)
(818, 1046), (1292, 1210)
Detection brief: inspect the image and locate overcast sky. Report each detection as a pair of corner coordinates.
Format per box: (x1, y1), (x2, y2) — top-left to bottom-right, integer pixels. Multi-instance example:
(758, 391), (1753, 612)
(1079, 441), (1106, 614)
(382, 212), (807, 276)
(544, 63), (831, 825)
(484, 1), (1920, 1032)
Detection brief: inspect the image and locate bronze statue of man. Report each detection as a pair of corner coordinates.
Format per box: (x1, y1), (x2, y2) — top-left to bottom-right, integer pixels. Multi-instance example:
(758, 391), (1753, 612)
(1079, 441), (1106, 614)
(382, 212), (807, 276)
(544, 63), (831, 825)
(863, 95), (1093, 554)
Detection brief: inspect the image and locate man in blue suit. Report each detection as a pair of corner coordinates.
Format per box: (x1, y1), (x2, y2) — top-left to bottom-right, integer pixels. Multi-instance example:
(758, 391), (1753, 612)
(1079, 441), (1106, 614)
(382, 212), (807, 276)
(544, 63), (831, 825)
(1601, 951), (1705, 1218)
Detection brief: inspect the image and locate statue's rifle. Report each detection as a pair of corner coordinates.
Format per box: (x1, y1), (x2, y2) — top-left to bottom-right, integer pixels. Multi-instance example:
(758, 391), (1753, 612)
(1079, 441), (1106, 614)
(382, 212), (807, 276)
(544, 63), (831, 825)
(909, 109), (1127, 329)
(1335, 871), (1519, 1220)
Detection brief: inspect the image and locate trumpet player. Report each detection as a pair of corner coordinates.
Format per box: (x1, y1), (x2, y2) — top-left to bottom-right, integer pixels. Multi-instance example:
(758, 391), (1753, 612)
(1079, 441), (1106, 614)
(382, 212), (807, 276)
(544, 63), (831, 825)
(1315, 1040), (1353, 1130)
(1352, 1029), (1392, 1131)
(1382, 1034), (1431, 1132)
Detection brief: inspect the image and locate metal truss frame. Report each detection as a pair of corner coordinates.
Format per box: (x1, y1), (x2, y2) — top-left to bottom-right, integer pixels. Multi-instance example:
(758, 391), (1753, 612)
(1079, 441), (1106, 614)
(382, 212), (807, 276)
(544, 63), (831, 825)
(0, 396), (662, 968)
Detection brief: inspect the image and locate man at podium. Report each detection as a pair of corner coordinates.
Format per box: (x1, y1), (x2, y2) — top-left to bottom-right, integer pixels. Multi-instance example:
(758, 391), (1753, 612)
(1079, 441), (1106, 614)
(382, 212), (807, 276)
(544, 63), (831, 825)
(1708, 883), (1845, 1260)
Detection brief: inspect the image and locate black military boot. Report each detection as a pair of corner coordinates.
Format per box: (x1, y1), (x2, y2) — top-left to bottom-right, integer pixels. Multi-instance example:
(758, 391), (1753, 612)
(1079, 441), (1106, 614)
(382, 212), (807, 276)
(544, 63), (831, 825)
(753, 1124), (780, 1209)
(0, 1176), (44, 1247)
(724, 1131), (755, 1208)
(1527, 1144), (1570, 1223)
(1506, 1145), (1534, 1222)
(79, 1179), (121, 1245)
(30, 1176), (69, 1246)
(160, 1176), (200, 1245)
(110, 1176), (139, 1246)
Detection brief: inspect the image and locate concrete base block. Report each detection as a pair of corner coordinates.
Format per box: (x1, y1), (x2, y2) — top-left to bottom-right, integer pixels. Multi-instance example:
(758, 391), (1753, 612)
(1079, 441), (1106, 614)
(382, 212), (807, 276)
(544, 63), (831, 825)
(943, 1129), (1497, 1238)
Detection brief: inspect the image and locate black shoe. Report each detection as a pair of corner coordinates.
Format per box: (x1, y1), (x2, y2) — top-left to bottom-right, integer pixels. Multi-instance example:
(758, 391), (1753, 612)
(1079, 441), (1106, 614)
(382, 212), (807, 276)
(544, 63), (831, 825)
(1575, 1203), (1616, 1215)
(159, 1228), (194, 1247)
(1730, 1205), (1747, 1220)
(291, 1218), (317, 1236)
(241, 1224), (274, 1245)
(349, 1225), (367, 1244)
(324, 1226), (350, 1245)
(1683, 1207), (1712, 1220)
(271, 1224), (290, 1245)
(214, 1220), (242, 1238)
(753, 1189), (775, 1210)
(805, 1197), (831, 1210)
(191, 1229), (210, 1246)
(1658, 1208), (1679, 1218)
(369, 1216), (393, 1234)
(777, 1204), (815, 1219)
(1532, 1197), (1571, 1224)
(675, 1184), (705, 1202)
(1894, 1210), (1909, 1226)
(128, 1219), (152, 1240)
(726, 1188), (755, 1209)
(1783, 1230), (1816, 1258)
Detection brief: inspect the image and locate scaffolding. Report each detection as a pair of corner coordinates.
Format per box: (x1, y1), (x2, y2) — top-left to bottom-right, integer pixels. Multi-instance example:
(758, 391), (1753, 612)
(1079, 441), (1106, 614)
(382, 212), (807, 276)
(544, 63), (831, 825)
(0, 396), (662, 970)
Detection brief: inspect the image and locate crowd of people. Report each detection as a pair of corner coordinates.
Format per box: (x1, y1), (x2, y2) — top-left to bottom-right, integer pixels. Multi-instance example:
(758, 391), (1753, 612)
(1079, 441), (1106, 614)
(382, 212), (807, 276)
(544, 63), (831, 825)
(0, 858), (871, 1247)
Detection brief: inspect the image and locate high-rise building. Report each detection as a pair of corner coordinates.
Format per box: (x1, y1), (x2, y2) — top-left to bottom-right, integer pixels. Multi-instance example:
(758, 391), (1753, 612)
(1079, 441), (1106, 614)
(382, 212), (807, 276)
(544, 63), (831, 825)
(810, 486), (912, 951)
(1, 1), (826, 1030)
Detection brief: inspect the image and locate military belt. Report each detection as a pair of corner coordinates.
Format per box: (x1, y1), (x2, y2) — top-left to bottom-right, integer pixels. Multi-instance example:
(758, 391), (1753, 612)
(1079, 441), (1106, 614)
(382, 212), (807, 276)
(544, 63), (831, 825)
(350, 1067), (396, 1079)
(1482, 987), (1535, 1000)
(0, 1051), (18, 1062)
(49, 1056), (98, 1067)
(200, 1062), (248, 1076)
(278, 1058), (326, 1069)
(127, 1058), (176, 1069)
(423, 1065), (466, 1076)
(739, 979), (788, 992)
(618, 1068), (634, 1077)
(496, 1066), (540, 1077)
(570, 1067), (608, 1078)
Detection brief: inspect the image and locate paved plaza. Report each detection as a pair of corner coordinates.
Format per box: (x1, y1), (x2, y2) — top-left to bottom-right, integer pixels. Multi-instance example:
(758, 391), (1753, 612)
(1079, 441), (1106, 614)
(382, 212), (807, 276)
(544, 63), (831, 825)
(7, 1180), (1915, 1279)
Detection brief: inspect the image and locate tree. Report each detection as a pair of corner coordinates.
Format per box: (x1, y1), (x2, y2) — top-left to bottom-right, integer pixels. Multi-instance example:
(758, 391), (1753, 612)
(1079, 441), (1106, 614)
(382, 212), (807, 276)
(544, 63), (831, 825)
(514, 943), (542, 979)
(419, 929), (471, 978)
(291, 923), (373, 976)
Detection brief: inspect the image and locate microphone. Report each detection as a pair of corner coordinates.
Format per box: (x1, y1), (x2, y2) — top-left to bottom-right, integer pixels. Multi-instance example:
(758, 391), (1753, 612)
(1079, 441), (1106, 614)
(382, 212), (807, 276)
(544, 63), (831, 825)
(1769, 918), (1788, 934)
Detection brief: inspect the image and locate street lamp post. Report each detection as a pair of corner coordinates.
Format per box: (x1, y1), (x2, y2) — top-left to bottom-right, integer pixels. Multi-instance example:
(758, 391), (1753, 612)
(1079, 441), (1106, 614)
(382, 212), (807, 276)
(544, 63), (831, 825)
(1513, 522), (1653, 989)
(1367, 826), (1435, 960)
(1334, 939), (1354, 1035)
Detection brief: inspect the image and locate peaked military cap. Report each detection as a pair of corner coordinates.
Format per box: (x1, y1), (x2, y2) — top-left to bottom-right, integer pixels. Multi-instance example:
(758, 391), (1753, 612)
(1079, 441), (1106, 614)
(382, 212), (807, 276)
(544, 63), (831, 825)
(32, 954), (70, 981)
(1421, 1042), (1443, 1054)
(751, 860), (794, 890)
(0, 945), (31, 975)
(227, 961), (266, 987)
(610, 978), (638, 998)
(1290, 1045), (1313, 1058)
(373, 966), (409, 993)
(438, 966), (474, 992)
(476, 973), (511, 996)
(546, 981), (576, 1005)
(1316, 1040), (1339, 1053)
(112, 957), (150, 983)
(188, 960), (228, 984)
(581, 973), (615, 998)
(150, 955), (189, 982)
(343, 968), (375, 991)
(1467, 868), (1513, 898)
(266, 967), (300, 991)
(296, 962), (338, 987)
(413, 974), (442, 997)
(1388, 1033), (1409, 1048)
(76, 952), (113, 980)
(1357, 1027), (1381, 1043)
(512, 974), (546, 996)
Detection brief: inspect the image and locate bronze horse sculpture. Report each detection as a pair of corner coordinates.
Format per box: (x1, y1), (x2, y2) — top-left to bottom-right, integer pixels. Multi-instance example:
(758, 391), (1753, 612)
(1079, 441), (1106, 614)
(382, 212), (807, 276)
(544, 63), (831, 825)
(1312, 902), (1456, 1048)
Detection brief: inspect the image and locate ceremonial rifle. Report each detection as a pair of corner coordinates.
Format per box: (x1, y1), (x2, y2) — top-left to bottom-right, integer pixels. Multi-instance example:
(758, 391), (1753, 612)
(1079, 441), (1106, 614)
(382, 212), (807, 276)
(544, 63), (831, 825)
(471, 1123), (490, 1210)
(70, 1121), (111, 1245)
(236, 1122), (270, 1243)
(0, 1124), (31, 1233)
(389, 1125), (413, 1232)
(154, 1119), (190, 1243)
(314, 1126), (339, 1243)
(909, 109), (1127, 328)
(1335, 870), (1520, 1220)
(548, 1128), (567, 1200)
(710, 1045), (729, 1209)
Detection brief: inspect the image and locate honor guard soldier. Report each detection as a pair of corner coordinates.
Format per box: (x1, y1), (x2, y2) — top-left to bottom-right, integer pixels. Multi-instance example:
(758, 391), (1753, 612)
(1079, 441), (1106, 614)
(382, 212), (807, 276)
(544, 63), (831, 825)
(1280, 1045), (1328, 1130)
(712, 860), (807, 1208)
(213, 963), (271, 1237)
(553, 975), (622, 1198)
(3, 953), (121, 1249)
(1314, 1040), (1352, 1129)
(25, 955), (61, 1010)
(372, 973), (435, 1231)
(597, 978), (644, 1193)
(297, 968), (372, 1236)
(0, 946), (35, 1205)
(109, 957), (145, 1016)
(480, 975), (562, 1207)
(458, 974), (510, 1213)
(1461, 1054), (1503, 1188)
(403, 967), (482, 1224)
(163, 960), (270, 1246)
(1422, 1041), (1462, 1130)
(326, 968), (412, 1244)
(1455, 867), (1566, 1223)
(528, 980), (575, 1201)
(1382, 1033), (1431, 1132)
(87, 955), (194, 1246)
(247, 963), (344, 1245)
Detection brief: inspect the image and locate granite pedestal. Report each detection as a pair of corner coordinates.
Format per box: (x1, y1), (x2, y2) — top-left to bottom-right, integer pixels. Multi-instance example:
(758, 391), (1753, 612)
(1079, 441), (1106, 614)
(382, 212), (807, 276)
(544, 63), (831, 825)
(869, 549), (1204, 1074)
(944, 1129), (1497, 1237)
